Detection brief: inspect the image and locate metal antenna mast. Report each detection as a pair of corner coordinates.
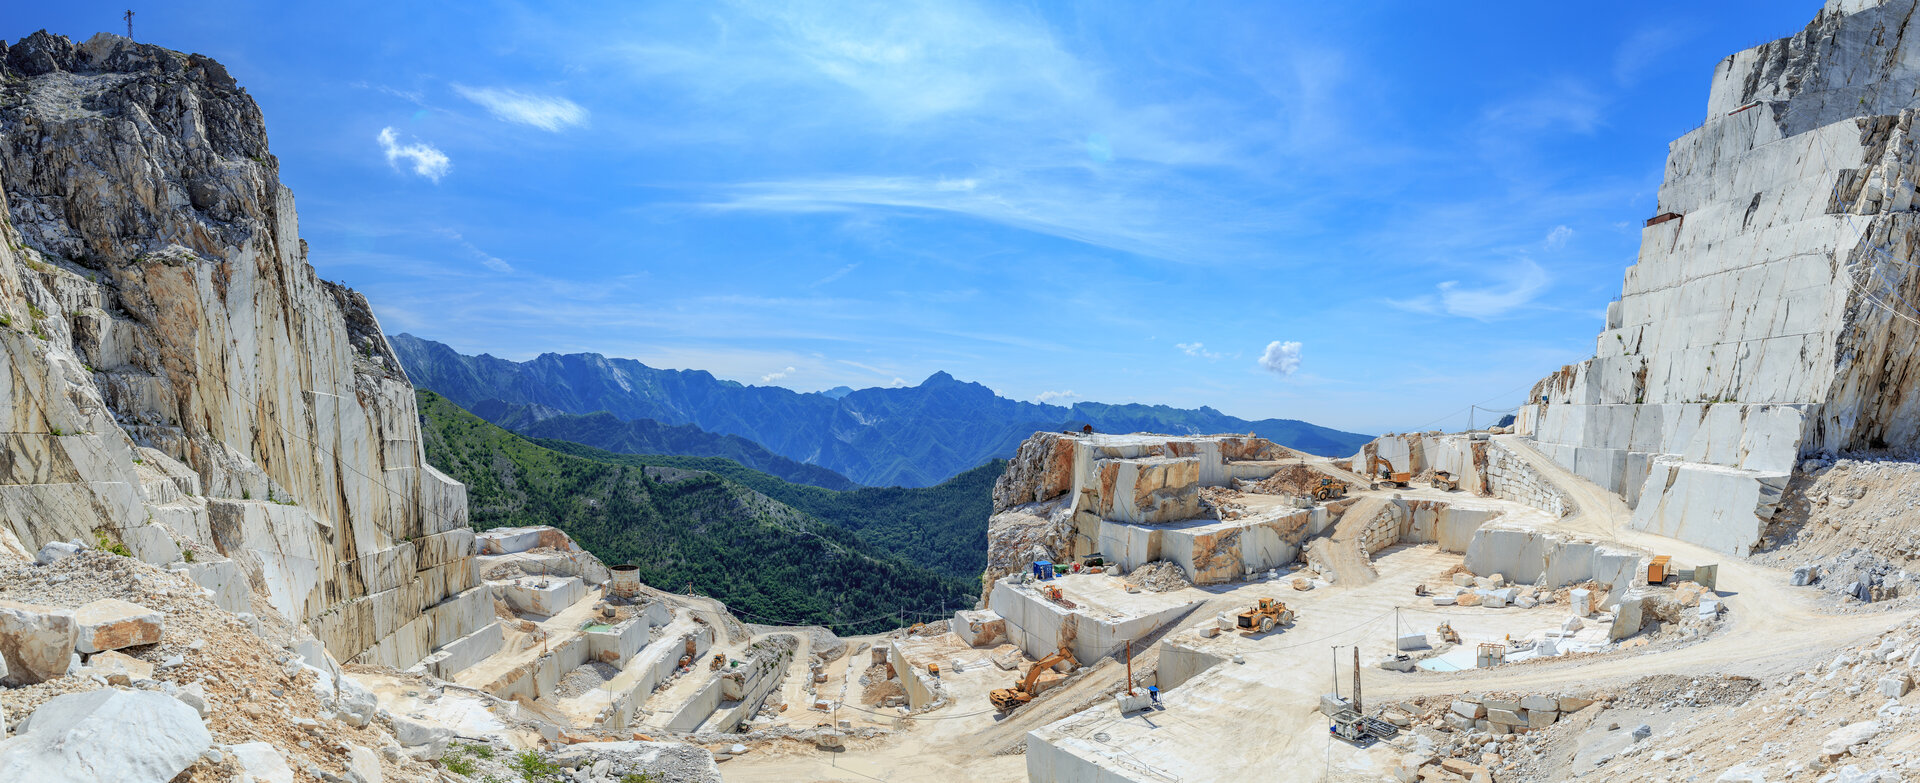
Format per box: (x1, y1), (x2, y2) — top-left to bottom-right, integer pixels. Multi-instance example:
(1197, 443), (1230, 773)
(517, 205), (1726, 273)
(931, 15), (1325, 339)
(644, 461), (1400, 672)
(124, 10), (135, 40)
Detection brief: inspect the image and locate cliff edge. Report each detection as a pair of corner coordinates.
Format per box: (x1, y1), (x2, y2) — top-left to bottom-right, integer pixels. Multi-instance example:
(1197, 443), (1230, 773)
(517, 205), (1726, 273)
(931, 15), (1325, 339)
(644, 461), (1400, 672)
(0, 31), (480, 670)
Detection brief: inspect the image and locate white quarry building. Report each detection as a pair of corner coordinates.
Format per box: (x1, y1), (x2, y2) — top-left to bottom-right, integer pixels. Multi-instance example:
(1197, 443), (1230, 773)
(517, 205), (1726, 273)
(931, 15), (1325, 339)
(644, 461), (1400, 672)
(1518, 0), (1920, 555)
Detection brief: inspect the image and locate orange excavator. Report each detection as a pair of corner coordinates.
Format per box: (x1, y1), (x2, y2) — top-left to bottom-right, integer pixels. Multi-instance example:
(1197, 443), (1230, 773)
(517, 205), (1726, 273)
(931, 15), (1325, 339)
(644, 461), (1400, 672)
(1368, 455), (1411, 489)
(990, 647), (1079, 712)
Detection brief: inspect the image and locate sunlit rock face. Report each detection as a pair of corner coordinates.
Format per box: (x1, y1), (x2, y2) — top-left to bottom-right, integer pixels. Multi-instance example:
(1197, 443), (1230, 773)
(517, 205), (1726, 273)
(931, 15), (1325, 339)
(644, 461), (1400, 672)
(0, 31), (479, 667)
(1518, 0), (1920, 555)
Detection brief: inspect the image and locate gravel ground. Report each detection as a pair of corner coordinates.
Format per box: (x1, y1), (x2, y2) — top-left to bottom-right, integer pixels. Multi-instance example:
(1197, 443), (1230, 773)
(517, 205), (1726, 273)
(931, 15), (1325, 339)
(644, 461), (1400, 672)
(554, 660), (621, 699)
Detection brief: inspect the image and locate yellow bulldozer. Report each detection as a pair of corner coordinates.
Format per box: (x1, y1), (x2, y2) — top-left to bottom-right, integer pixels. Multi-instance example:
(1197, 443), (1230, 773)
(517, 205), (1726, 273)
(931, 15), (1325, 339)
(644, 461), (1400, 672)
(1368, 455), (1411, 489)
(1232, 598), (1295, 634)
(1311, 478), (1346, 501)
(1430, 470), (1459, 491)
(990, 647), (1079, 712)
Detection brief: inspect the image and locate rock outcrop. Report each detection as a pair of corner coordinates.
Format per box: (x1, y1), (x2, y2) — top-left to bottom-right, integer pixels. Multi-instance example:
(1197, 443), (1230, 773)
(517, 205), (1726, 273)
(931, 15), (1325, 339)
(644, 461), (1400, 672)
(0, 31), (479, 669)
(1518, 0), (1920, 555)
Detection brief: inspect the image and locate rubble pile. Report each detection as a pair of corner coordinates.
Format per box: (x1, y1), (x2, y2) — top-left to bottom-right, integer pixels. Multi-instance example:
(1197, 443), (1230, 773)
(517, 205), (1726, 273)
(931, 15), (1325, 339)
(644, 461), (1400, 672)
(1197, 487), (1247, 520)
(1126, 561), (1194, 593)
(1489, 623), (1920, 782)
(0, 550), (439, 782)
(1237, 464), (1339, 497)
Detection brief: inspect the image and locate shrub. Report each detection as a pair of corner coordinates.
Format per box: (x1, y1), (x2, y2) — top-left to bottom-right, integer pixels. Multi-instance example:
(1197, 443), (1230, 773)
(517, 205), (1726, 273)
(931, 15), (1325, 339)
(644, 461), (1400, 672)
(440, 746), (477, 776)
(508, 750), (559, 781)
(94, 532), (131, 558)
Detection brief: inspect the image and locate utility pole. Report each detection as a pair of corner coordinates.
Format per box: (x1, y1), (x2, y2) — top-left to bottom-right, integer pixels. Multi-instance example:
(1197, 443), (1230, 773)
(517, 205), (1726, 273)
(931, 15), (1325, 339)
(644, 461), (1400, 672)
(124, 10), (134, 40)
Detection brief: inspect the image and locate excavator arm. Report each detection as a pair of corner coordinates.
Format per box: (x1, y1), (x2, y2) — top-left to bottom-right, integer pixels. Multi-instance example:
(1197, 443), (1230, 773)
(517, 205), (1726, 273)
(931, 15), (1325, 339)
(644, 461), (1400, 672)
(1368, 454), (1396, 478)
(1022, 647), (1076, 693)
(992, 647), (1079, 712)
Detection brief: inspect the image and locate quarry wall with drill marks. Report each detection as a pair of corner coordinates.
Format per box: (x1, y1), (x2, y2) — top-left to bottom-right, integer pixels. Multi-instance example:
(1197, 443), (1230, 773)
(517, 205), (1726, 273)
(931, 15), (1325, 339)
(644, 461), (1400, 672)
(1517, 0), (1920, 555)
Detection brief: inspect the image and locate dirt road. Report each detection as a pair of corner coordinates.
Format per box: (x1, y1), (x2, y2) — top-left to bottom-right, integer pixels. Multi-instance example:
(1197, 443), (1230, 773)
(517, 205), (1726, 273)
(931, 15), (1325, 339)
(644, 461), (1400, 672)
(1311, 495), (1386, 585)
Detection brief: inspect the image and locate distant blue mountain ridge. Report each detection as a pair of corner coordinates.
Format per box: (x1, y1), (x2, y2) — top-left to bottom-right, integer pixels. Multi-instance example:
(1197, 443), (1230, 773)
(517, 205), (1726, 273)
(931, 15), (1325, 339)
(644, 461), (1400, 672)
(389, 333), (1375, 488)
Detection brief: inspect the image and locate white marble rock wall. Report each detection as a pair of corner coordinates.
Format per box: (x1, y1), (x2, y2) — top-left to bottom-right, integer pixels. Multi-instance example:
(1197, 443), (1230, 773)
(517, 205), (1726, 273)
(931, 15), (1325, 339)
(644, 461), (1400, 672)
(1518, 0), (1920, 555)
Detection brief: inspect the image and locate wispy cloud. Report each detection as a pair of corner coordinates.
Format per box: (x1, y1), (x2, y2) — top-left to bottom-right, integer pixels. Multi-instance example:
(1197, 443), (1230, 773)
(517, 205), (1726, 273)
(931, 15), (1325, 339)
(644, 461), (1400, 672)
(1258, 341), (1302, 377)
(454, 85), (589, 131)
(376, 127), (450, 182)
(709, 174), (1260, 262)
(1614, 26), (1685, 86)
(1545, 225), (1573, 248)
(1037, 389), (1079, 403)
(1483, 80), (1603, 134)
(438, 229), (513, 273)
(1175, 342), (1223, 360)
(760, 366), (797, 384)
(810, 263), (860, 287)
(1390, 259), (1551, 320)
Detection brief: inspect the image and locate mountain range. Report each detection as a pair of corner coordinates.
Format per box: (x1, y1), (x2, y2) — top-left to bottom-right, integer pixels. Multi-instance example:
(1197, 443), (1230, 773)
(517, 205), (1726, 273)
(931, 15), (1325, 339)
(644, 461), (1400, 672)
(391, 333), (1375, 487)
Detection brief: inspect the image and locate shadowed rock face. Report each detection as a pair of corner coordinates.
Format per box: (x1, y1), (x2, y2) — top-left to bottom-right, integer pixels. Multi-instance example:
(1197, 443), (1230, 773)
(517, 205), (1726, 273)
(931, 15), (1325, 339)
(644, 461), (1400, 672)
(0, 31), (479, 668)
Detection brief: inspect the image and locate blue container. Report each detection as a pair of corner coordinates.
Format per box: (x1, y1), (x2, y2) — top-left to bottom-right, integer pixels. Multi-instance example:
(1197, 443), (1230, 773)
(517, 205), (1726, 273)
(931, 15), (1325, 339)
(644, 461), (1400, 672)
(1032, 560), (1056, 580)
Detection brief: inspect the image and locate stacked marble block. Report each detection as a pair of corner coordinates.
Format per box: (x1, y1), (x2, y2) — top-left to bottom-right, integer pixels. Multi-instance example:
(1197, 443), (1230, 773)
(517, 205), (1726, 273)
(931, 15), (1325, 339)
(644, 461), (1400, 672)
(1098, 509), (1324, 585)
(1463, 520), (1644, 603)
(986, 575), (1199, 665)
(1445, 693), (1596, 736)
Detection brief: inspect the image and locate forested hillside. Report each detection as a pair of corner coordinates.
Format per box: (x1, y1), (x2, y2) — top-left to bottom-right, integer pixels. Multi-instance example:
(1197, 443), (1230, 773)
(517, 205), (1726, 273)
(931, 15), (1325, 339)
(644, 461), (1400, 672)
(417, 391), (975, 632)
(535, 439), (1002, 581)
(478, 401), (859, 490)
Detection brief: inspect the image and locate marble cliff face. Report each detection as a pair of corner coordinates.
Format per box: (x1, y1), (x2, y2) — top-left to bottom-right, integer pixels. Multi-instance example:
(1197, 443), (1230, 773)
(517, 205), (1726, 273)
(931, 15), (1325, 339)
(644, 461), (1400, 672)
(0, 31), (482, 668)
(1519, 0), (1920, 555)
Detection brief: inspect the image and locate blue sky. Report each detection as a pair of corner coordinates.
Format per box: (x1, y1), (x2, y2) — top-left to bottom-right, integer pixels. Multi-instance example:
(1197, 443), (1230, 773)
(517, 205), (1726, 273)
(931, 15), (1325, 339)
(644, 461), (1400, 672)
(27, 2), (1819, 434)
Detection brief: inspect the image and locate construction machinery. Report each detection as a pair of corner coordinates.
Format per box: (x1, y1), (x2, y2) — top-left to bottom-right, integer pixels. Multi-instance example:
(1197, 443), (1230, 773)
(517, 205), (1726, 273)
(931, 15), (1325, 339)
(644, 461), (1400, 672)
(1311, 478), (1347, 501)
(1430, 470), (1459, 491)
(1367, 455), (1411, 489)
(1436, 622), (1460, 644)
(1327, 647), (1399, 747)
(990, 647), (1079, 712)
(1230, 597), (1295, 634)
(1041, 584), (1077, 609)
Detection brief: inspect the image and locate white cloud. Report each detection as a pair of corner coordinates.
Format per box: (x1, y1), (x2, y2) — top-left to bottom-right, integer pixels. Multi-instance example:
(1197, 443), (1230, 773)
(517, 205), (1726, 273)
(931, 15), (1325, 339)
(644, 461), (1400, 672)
(1258, 341), (1302, 377)
(376, 127), (450, 182)
(1037, 390), (1079, 403)
(1175, 342), (1222, 360)
(889, 377), (907, 387)
(760, 366), (797, 383)
(1545, 225), (1573, 248)
(453, 85), (589, 131)
(1390, 259), (1551, 320)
